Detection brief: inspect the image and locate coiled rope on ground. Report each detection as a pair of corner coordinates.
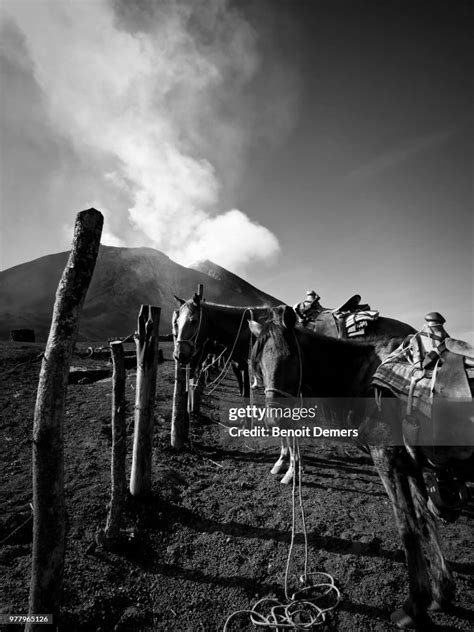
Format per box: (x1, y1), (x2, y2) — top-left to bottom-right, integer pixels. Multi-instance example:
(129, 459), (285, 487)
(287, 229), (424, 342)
(223, 438), (341, 631)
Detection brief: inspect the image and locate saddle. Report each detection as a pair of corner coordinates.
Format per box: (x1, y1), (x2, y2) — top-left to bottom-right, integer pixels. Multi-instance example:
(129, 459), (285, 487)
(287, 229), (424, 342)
(371, 315), (474, 459)
(333, 294), (363, 313)
(331, 295), (377, 338)
(445, 337), (474, 359)
(300, 294), (378, 338)
(371, 314), (473, 521)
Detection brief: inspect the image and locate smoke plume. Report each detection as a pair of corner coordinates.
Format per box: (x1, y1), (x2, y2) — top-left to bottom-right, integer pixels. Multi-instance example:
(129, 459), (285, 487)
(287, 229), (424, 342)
(2, 0), (288, 272)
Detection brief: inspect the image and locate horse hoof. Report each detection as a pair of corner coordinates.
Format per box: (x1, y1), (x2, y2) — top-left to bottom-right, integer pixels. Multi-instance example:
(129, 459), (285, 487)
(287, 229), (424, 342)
(390, 607), (430, 630)
(391, 607), (416, 629)
(270, 466), (282, 475)
(428, 597), (453, 613)
(280, 472), (293, 485)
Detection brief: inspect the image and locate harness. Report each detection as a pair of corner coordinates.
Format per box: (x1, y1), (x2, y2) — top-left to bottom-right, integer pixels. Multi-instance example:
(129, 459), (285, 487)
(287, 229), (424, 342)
(259, 328), (304, 400)
(174, 302), (204, 354)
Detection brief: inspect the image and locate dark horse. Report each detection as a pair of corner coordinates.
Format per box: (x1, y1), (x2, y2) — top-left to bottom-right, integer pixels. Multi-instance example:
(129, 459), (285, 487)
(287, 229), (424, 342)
(270, 304), (415, 483)
(248, 307), (457, 629)
(309, 302), (414, 344)
(172, 294), (272, 396)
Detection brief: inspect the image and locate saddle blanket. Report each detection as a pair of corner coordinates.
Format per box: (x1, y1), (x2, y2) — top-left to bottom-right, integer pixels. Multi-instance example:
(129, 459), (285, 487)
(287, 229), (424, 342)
(344, 310), (379, 337)
(372, 339), (474, 418)
(372, 332), (474, 455)
(372, 351), (434, 417)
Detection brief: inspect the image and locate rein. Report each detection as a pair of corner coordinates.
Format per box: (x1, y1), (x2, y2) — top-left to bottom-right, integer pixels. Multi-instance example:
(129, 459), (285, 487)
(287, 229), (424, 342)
(226, 324), (341, 630)
(205, 307), (253, 394)
(174, 301), (204, 352)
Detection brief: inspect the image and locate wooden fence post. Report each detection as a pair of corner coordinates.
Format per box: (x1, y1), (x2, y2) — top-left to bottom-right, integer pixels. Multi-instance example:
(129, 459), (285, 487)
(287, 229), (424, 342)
(190, 372), (205, 414)
(186, 284), (204, 415)
(27, 208), (103, 631)
(101, 341), (126, 548)
(129, 305), (160, 497)
(171, 362), (189, 449)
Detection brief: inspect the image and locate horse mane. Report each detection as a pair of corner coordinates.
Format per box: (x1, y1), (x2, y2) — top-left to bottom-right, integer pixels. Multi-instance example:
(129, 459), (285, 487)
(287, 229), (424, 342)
(203, 301), (274, 312)
(181, 297), (275, 315)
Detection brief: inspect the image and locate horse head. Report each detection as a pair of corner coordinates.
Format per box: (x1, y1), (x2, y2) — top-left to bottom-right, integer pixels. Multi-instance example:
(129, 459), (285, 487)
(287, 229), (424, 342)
(249, 306), (302, 406)
(172, 293), (202, 362)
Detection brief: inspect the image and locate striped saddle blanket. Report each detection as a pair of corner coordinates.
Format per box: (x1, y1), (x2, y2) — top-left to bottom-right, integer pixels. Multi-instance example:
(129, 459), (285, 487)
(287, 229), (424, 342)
(373, 332), (474, 413)
(344, 310), (379, 338)
(372, 329), (474, 453)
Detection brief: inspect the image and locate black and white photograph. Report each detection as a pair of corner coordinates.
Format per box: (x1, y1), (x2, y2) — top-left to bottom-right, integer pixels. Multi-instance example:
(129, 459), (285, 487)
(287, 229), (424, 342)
(0, 1), (472, 630)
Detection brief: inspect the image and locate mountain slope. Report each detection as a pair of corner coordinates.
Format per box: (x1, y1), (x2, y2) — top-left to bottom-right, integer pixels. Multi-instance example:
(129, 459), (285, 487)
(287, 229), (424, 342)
(189, 260), (278, 306)
(0, 246), (281, 341)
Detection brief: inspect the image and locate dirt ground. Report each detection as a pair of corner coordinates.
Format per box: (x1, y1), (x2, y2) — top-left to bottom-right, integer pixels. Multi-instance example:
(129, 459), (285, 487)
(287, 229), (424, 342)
(0, 341), (473, 631)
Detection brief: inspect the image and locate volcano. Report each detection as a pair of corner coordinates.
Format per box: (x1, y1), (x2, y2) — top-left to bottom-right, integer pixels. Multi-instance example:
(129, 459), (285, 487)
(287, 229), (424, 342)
(0, 246), (281, 341)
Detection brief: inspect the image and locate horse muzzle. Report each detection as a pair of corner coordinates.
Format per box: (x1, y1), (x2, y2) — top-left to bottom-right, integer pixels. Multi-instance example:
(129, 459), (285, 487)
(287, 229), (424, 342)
(173, 340), (194, 363)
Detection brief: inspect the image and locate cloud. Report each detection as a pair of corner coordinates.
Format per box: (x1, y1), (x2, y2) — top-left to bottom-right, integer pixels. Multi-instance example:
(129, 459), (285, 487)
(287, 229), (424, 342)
(185, 208), (279, 269)
(346, 129), (457, 183)
(1, 0), (286, 272)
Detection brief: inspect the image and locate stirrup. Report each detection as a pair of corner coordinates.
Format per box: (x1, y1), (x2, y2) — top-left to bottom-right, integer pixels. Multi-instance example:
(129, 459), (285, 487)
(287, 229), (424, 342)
(424, 470), (470, 523)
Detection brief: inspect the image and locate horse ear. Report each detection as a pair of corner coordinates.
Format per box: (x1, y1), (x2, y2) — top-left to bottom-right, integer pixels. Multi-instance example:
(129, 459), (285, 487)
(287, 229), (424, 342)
(271, 304), (296, 329)
(271, 305), (287, 323)
(192, 292), (201, 306)
(282, 305), (297, 329)
(174, 295), (185, 306)
(248, 320), (263, 336)
(171, 310), (179, 335)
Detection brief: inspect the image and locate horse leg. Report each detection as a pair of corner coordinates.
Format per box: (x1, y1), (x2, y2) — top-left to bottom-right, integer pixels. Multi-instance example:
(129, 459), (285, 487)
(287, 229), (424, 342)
(271, 438), (291, 475)
(280, 443), (296, 485)
(407, 472), (455, 610)
(231, 362), (244, 396)
(370, 447), (432, 629)
(242, 365), (250, 398)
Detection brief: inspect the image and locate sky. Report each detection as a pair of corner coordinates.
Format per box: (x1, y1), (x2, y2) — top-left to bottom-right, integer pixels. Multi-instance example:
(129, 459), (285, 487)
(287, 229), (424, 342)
(0, 0), (472, 341)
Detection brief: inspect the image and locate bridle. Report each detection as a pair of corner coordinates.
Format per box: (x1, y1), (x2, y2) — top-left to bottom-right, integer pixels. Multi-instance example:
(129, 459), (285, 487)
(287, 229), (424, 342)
(174, 301), (203, 356)
(252, 323), (304, 400)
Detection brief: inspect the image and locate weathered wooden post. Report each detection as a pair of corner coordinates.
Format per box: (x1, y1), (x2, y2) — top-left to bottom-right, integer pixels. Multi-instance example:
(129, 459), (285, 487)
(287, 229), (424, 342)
(129, 305), (160, 497)
(171, 361), (190, 449)
(101, 341), (126, 548)
(27, 208), (103, 632)
(187, 283), (204, 414)
(190, 369), (205, 415)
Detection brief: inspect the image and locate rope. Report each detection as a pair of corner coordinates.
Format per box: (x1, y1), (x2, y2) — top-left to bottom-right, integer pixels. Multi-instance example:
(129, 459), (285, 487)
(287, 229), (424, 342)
(174, 299), (203, 349)
(248, 323), (256, 427)
(199, 346), (228, 374)
(206, 308), (251, 394)
(376, 325), (426, 368)
(223, 439), (341, 631)
(264, 327), (304, 401)
(223, 316), (341, 630)
(206, 357), (235, 395)
(0, 508), (33, 545)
